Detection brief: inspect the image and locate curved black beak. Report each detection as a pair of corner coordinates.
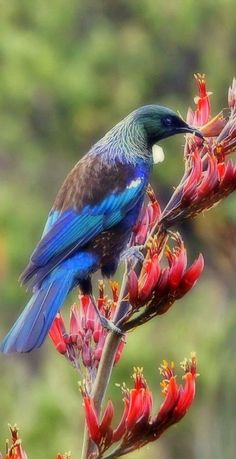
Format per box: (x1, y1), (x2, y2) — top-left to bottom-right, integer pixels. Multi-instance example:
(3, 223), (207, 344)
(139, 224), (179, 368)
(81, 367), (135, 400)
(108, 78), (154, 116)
(178, 123), (204, 140)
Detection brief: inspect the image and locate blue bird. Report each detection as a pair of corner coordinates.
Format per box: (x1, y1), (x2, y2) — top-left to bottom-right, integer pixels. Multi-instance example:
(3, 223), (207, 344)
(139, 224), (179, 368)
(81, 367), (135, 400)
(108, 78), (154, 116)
(0, 105), (203, 353)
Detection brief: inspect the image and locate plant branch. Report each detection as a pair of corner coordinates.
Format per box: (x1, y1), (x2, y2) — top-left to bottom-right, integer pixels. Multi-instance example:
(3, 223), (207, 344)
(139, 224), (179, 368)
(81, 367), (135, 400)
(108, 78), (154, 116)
(80, 267), (128, 459)
(80, 222), (169, 458)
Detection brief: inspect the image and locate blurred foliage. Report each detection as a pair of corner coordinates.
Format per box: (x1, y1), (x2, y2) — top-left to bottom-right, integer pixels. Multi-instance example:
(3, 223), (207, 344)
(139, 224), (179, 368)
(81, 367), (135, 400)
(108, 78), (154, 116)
(0, 1), (236, 458)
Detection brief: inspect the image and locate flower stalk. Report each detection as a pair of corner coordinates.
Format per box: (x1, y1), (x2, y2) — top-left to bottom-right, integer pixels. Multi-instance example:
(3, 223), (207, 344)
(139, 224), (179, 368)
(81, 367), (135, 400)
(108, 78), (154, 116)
(82, 355), (198, 459)
(49, 282), (126, 386)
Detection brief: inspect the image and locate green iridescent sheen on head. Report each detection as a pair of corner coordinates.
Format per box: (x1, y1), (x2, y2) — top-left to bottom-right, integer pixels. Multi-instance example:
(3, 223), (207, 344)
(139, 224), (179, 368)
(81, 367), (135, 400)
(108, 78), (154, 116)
(133, 104), (200, 147)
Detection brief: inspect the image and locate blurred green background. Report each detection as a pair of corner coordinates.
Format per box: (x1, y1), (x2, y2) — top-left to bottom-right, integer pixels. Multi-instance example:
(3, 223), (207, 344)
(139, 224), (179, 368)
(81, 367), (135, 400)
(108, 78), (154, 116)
(0, 1), (236, 458)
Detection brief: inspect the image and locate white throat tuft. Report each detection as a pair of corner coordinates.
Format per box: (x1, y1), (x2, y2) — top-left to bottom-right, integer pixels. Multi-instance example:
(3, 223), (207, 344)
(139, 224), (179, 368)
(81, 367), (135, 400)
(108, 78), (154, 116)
(152, 144), (165, 164)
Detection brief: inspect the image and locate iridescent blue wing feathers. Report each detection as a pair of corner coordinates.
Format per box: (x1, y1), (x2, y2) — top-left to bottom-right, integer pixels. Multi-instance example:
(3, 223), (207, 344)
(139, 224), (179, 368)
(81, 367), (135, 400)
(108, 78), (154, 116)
(20, 157), (148, 288)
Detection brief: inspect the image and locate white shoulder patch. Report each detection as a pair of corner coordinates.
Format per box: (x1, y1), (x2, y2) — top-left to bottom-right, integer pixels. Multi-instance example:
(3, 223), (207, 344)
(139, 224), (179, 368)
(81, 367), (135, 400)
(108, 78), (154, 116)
(127, 177), (142, 189)
(152, 144), (165, 164)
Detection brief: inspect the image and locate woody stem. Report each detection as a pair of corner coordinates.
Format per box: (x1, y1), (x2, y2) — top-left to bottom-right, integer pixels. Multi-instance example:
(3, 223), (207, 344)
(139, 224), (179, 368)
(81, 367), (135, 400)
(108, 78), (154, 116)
(81, 227), (168, 459)
(80, 268), (127, 459)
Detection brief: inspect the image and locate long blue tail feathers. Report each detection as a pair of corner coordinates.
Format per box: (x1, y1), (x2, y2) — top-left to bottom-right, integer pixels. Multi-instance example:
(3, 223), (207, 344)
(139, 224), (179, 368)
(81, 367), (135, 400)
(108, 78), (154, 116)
(0, 252), (97, 353)
(0, 273), (74, 353)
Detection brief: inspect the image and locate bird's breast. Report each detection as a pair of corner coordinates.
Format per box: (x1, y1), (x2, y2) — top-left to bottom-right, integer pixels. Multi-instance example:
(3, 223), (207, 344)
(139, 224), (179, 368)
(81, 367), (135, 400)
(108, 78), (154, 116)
(88, 196), (144, 267)
(89, 226), (130, 265)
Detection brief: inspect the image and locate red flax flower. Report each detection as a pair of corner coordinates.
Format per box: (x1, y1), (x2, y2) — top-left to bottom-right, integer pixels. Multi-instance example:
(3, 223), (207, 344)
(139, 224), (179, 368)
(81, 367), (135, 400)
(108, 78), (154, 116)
(186, 73), (226, 138)
(124, 234), (204, 330)
(49, 281), (125, 378)
(132, 185), (161, 245)
(0, 426), (27, 459)
(116, 75), (234, 330)
(161, 76), (236, 229)
(82, 354), (198, 458)
(0, 426), (71, 459)
(186, 73), (212, 127)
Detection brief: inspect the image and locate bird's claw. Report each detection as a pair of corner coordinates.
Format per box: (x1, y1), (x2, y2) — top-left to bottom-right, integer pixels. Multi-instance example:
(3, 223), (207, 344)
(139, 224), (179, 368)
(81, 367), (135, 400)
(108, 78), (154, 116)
(100, 316), (124, 336)
(121, 245), (145, 263)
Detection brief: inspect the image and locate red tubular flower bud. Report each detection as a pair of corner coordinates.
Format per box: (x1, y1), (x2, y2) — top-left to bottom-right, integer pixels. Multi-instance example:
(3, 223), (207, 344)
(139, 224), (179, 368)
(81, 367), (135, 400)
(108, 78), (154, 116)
(139, 255), (161, 302)
(174, 372), (196, 418)
(194, 73), (212, 125)
(142, 387), (153, 423)
(93, 333), (106, 363)
(216, 114), (236, 156)
(49, 314), (67, 354)
(82, 343), (92, 368)
(187, 74), (212, 127)
(147, 201), (161, 228)
(134, 370), (153, 423)
(178, 254), (204, 295)
(133, 188), (161, 244)
(146, 187), (161, 220)
(128, 270), (139, 305)
(125, 388), (142, 431)
(126, 370), (152, 430)
(168, 244), (187, 289)
(83, 396), (102, 445)
(217, 161), (226, 178)
(182, 150), (202, 203)
(196, 74), (207, 99)
(196, 95), (210, 126)
(83, 295), (97, 331)
(69, 305), (81, 344)
(93, 319), (103, 344)
(221, 160), (235, 187)
(155, 268), (169, 297)
(174, 355), (198, 418)
(100, 400), (114, 436)
(133, 207), (150, 245)
(197, 154), (219, 197)
(156, 377), (179, 422)
(110, 281), (119, 303)
(79, 295), (89, 330)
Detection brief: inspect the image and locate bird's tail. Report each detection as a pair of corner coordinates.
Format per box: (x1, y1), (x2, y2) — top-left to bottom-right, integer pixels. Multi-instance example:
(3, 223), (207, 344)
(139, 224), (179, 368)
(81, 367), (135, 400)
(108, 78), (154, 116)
(0, 272), (74, 353)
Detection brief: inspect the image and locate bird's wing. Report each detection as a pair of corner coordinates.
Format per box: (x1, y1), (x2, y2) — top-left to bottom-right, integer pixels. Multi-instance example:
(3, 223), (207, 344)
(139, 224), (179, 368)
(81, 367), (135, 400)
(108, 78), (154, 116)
(32, 184), (144, 266)
(20, 155), (148, 286)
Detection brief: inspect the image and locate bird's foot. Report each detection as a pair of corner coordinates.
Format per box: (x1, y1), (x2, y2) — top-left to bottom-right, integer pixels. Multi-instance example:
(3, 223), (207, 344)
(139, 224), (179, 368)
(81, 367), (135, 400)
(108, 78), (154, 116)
(90, 295), (124, 335)
(121, 245), (145, 263)
(100, 316), (124, 336)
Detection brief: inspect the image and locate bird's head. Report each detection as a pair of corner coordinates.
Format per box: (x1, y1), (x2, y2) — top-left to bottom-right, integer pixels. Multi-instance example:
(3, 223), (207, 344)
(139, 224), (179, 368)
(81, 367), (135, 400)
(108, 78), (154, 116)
(94, 104), (204, 165)
(133, 105), (203, 147)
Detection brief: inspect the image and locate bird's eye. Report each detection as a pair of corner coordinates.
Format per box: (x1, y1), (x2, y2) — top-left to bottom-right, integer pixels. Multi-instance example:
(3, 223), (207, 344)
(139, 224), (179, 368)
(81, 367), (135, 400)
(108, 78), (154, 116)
(163, 116), (173, 127)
